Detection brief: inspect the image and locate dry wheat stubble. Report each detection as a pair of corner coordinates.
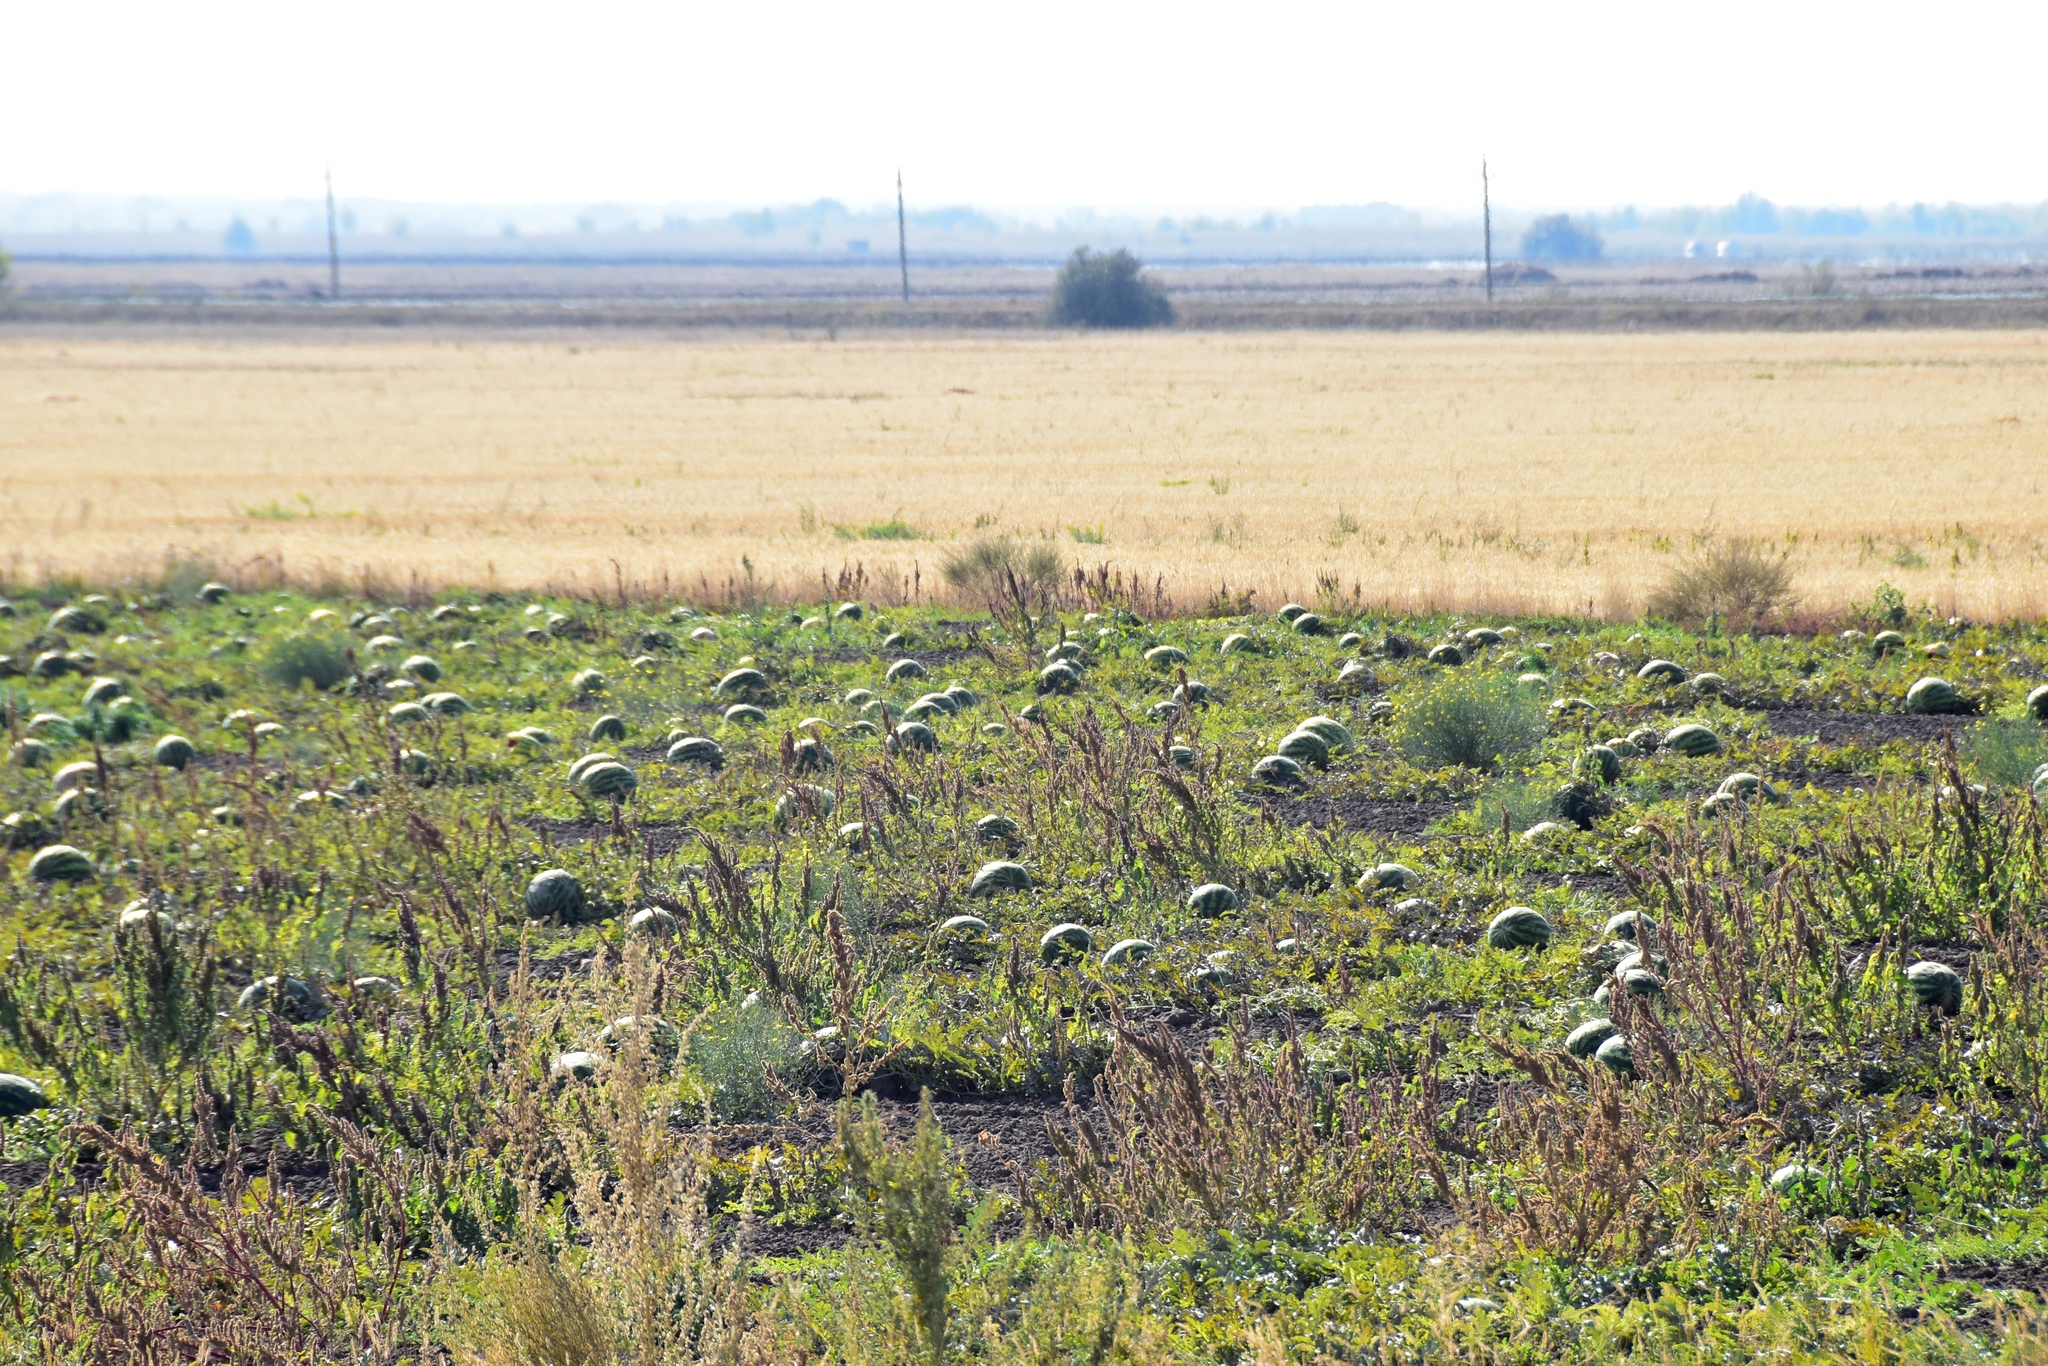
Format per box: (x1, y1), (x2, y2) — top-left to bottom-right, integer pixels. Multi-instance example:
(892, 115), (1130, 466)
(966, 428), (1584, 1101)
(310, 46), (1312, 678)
(2, 329), (2045, 615)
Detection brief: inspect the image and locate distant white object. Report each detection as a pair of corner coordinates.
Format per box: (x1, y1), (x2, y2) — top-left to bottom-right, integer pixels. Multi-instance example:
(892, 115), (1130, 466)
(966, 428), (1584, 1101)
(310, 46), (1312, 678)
(1683, 239), (1701, 259)
(1716, 239), (1736, 258)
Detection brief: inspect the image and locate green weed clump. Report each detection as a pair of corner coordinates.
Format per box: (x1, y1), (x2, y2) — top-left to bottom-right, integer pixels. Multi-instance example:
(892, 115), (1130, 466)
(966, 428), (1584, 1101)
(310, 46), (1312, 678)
(256, 627), (351, 690)
(1394, 669), (1546, 772)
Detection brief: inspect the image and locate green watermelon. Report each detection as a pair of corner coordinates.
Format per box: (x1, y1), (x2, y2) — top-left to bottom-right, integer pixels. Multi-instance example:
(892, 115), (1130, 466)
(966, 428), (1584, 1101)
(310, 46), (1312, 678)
(390, 701), (431, 725)
(710, 668), (766, 699)
(689, 626), (719, 643)
(1169, 744), (1196, 768)
(589, 714), (628, 743)
(11, 739), (51, 768)
(936, 914), (990, 943)
(664, 736), (722, 771)
(1717, 772), (1783, 804)
(1187, 883), (1240, 916)
(791, 737), (833, 772)
(1144, 645), (1189, 666)
(835, 601), (864, 621)
(1276, 729), (1330, 768)
(197, 581), (232, 604)
(598, 1015), (680, 1061)
(1577, 744), (1622, 785)
(886, 659), (928, 683)
(1904, 677), (1961, 715)
(1637, 659), (1687, 683)
(28, 844), (94, 883)
(773, 784), (836, 829)
(893, 721), (938, 753)
(1905, 960), (1963, 1015)
(153, 734), (197, 770)
(1045, 640), (1085, 663)
(1626, 726), (1662, 753)
(552, 1050), (600, 1082)
(1219, 633), (1259, 655)
(1039, 923), (1093, 963)
(1251, 754), (1305, 785)
(81, 676), (122, 707)
(566, 752), (617, 786)
(1662, 723), (1721, 757)
(525, 869), (586, 921)
(579, 762), (637, 802)
(421, 691), (471, 715)
(1486, 906), (1552, 950)
(1427, 643), (1465, 666)
(970, 861), (1033, 896)
(1565, 1019), (1618, 1059)
(2027, 685), (2048, 721)
(48, 605), (103, 635)
(1360, 862), (1417, 891)
(238, 975), (324, 1021)
(1037, 661), (1081, 694)
(1296, 716), (1355, 752)
(0, 1074), (49, 1117)
(1290, 612), (1328, 636)
(1101, 937), (1155, 968)
(723, 703), (768, 724)
(1769, 1164), (1822, 1194)
(1337, 660), (1376, 688)
(1604, 910), (1656, 943)
(1276, 604), (1309, 622)
(975, 813), (1021, 843)
(982, 722), (1009, 737)
(1464, 627), (1506, 647)
(1594, 1033), (1636, 1076)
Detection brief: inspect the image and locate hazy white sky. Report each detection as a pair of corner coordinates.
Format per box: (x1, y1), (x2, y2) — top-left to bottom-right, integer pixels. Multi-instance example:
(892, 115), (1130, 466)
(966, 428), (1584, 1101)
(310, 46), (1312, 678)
(6, 0), (2041, 211)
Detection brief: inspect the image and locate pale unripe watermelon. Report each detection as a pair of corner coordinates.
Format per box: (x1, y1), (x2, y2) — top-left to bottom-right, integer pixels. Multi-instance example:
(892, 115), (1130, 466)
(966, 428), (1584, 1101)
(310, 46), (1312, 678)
(1337, 660), (1376, 688)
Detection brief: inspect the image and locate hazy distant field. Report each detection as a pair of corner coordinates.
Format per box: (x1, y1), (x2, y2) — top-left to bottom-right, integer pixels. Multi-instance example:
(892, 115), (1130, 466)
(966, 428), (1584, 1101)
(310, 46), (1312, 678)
(4, 329), (2046, 617)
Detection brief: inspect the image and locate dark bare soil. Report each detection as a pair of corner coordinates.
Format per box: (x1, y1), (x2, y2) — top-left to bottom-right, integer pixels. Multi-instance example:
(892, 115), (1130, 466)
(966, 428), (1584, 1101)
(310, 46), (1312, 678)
(528, 816), (696, 857)
(1760, 708), (1975, 747)
(1273, 794), (1465, 836)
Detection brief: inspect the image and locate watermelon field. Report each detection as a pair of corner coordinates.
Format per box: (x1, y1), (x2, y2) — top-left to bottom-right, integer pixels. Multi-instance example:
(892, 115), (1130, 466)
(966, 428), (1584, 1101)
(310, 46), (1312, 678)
(3, 580), (2048, 1362)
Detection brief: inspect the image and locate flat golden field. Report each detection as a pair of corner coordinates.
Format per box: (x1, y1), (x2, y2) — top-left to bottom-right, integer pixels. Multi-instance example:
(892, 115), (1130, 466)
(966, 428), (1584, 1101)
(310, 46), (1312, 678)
(3, 329), (2046, 618)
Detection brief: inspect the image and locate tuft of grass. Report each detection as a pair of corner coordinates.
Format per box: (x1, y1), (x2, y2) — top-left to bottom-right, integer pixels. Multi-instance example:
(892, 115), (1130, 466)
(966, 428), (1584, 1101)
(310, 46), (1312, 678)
(836, 518), (922, 542)
(1647, 537), (1796, 627)
(686, 1002), (805, 1121)
(1394, 670), (1546, 773)
(256, 629), (351, 690)
(1068, 525), (1106, 545)
(1961, 716), (2047, 789)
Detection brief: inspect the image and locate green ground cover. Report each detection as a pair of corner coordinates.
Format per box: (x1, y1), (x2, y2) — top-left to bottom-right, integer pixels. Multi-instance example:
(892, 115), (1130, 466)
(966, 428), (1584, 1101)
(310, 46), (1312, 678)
(0, 584), (2045, 1362)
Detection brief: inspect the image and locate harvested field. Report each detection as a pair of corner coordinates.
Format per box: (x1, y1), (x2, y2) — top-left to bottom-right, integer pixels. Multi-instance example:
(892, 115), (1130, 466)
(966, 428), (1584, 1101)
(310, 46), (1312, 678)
(4, 329), (2048, 617)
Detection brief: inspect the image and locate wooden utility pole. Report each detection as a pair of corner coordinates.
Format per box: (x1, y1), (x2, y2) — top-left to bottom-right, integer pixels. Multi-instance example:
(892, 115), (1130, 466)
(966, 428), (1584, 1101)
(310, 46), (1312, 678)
(1482, 159), (1493, 302)
(896, 170), (910, 302)
(325, 169), (341, 301)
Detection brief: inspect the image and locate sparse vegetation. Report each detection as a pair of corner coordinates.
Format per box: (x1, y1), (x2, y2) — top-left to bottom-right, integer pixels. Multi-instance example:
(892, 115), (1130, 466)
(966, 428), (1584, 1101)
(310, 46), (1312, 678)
(1520, 214), (1604, 262)
(1394, 668), (1547, 772)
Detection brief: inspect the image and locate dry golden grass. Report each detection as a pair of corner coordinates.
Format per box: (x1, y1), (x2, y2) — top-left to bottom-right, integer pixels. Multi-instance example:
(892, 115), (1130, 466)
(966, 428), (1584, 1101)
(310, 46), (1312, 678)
(4, 329), (2047, 618)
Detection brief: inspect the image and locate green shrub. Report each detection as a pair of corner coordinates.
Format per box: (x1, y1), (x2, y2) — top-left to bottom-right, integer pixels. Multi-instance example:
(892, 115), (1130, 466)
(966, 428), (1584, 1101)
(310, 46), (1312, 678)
(1962, 717), (2046, 789)
(688, 1003), (803, 1121)
(1394, 670), (1544, 773)
(1047, 247), (1173, 328)
(258, 629), (351, 691)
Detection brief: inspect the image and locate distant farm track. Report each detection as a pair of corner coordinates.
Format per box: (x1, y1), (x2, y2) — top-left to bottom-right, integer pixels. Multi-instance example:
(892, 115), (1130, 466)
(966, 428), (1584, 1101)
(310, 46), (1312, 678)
(3, 329), (2046, 617)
